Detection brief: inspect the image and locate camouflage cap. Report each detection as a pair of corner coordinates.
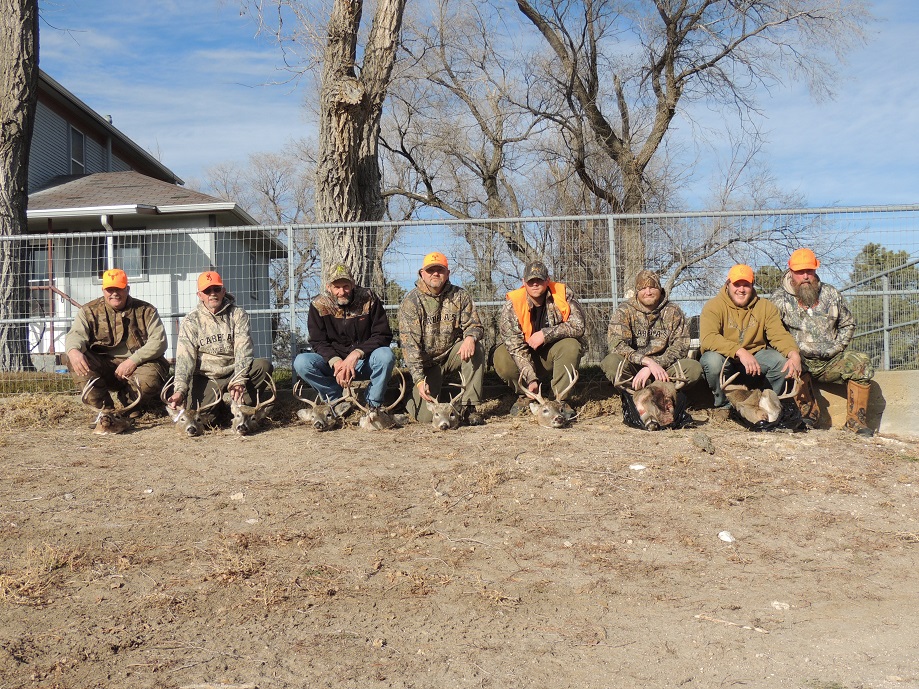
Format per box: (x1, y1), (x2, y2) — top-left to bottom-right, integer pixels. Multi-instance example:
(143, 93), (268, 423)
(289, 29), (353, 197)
(325, 263), (354, 284)
(634, 270), (662, 291)
(523, 260), (549, 283)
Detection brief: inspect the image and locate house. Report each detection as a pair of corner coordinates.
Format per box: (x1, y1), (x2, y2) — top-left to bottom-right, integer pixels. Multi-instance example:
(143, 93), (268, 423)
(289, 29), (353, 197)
(24, 70), (284, 369)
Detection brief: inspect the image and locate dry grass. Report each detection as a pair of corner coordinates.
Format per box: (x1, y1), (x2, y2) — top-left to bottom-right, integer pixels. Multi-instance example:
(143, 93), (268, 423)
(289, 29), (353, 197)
(0, 543), (84, 606)
(0, 393), (84, 431)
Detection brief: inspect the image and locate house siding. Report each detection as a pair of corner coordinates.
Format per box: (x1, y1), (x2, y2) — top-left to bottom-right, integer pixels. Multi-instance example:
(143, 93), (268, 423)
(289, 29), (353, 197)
(29, 102), (70, 192)
(84, 136), (109, 175)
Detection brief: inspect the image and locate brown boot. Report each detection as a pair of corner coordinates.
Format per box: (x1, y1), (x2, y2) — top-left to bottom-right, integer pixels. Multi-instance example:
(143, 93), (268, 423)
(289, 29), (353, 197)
(844, 380), (874, 437)
(794, 372), (820, 427)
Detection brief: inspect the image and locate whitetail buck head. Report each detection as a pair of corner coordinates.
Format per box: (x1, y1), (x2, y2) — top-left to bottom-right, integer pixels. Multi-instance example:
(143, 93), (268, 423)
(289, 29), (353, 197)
(719, 358), (800, 425)
(614, 360), (687, 430)
(294, 380), (351, 431)
(348, 369), (407, 431)
(224, 373), (276, 435)
(518, 365), (579, 428)
(82, 376), (143, 435)
(425, 372), (468, 431)
(161, 376), (221, 437)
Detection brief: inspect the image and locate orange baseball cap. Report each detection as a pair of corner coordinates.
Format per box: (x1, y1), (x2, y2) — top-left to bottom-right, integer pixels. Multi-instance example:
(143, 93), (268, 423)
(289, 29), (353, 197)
(422, 251), (449, 270)
(101, 269), (128, 289)
(788, 248), (820, 271)
(197, 271), (224, 292)
(727, 264), (755, 284)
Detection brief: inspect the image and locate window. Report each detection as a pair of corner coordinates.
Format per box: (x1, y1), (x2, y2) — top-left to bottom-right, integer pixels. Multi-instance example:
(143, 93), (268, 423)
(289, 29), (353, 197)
(70, 127), (85, 174)
(29, 246), (49, 283)
(95, 235), (148, 281)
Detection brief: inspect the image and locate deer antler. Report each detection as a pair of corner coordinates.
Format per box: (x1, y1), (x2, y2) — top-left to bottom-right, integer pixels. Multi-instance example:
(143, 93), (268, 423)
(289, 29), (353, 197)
(555, 365), (579, 401)
(246, 372), (276, 413)
(518, 371), (547, 405)
(448, 371), (468, 406)
(81, 377), (103, 406)
(777, 376), (801, 400)
(293, 379), (318, 408)
(162, 376), (221, 413)
(719, 357), (743, 389)
(348, 369), (407, 413)
(670, 361), (689, 390)
(119, 377), (144, 414)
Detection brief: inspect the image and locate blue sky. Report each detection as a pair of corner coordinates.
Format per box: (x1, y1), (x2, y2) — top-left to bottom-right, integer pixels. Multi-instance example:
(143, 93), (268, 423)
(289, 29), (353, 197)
(37, 0), (919, 209)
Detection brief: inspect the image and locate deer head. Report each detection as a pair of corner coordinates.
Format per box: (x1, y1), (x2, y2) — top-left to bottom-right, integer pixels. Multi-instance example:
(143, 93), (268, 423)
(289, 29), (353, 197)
(719, 358), (800, 425)
(614, 360), (687, 430)
(294, 380), (351, 431)
(518, 365), (579, 428)
(224, 373), (276, 435)
(82, 376), (143, 435)
(348, 369), (407, 431)
(161, 376), (221, 437)
(425, 372), (468, 431)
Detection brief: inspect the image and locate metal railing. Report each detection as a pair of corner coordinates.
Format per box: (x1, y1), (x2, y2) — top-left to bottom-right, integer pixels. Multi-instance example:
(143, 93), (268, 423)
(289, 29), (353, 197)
(2, 205), (917, 393)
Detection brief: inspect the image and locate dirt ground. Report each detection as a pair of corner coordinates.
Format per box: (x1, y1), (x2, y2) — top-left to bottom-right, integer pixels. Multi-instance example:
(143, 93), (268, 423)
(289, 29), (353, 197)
(2, 389), (919, 689)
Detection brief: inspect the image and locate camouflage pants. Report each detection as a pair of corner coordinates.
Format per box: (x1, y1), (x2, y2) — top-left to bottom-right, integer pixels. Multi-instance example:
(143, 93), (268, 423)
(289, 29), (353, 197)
(493, 338), (582, 398)
(65, 351), (168, 411)
(405, 340), (485, 423)
(185, 358), (274, 426)
(804, 351), (873, 385)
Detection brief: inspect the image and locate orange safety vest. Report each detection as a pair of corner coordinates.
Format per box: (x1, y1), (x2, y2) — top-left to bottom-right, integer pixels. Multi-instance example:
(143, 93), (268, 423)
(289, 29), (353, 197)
(507, 282), (570, 339)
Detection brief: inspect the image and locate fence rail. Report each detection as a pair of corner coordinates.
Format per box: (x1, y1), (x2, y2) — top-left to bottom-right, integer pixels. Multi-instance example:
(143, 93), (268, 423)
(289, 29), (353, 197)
(2, 206), (917, 394)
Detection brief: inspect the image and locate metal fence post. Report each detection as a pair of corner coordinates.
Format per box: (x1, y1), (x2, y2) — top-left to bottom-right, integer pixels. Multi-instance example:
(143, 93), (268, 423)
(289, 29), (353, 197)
(287, 225), (297, 371)
(607, 216), (619, 306)
(882, 275), (891, 371)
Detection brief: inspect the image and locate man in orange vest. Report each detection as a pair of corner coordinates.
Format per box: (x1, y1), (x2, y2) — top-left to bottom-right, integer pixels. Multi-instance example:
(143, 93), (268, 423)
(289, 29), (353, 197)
(493, 260), (585, 415)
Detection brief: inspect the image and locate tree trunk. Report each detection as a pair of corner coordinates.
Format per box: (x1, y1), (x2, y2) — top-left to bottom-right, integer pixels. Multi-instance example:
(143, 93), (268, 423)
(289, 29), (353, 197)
(314, 0), (406, 290)
(0, 0), (39, 371)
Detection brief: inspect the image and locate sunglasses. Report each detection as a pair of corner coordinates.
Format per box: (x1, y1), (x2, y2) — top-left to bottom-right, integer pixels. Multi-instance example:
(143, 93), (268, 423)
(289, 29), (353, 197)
(202, 286), (224, 295)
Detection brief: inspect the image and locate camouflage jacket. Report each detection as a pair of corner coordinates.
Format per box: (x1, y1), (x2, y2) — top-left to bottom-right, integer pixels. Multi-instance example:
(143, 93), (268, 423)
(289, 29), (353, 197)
(608, 294), (689, 369)
(308, 285), (392, 364)
(398, 279), (484, 385)
(770, 272), (854, 360)
(498, 284), (585, 385)
(173, 293), (254, 395)
(65, 295), (168, 366)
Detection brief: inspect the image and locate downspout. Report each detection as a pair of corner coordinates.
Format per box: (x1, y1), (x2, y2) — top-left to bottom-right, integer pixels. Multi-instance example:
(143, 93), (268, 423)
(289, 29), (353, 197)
(102, 215), (115, 270)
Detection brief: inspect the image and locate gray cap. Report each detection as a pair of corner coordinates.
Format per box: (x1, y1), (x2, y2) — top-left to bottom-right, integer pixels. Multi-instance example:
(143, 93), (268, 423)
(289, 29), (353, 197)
(325, 263), (354, 284)
(523, 260), (549, 282)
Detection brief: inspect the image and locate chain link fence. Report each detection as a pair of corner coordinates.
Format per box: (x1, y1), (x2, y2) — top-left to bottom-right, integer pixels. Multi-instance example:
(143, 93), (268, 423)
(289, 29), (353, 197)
(2, 205), (917, 394)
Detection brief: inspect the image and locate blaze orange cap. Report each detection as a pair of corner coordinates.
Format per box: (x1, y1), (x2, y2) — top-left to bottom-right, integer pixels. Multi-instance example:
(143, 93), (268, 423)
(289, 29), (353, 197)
(727, 264), (755, 284)
(197, 271), (224, 292)
(101, 269), (128, 289)
(788, 248), (820, 271)
(422, 251), (449, 270)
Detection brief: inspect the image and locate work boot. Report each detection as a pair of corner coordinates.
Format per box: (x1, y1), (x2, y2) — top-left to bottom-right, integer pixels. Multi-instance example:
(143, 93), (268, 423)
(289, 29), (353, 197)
(844, 380), (874, 437)
(794, 372), (820, 428)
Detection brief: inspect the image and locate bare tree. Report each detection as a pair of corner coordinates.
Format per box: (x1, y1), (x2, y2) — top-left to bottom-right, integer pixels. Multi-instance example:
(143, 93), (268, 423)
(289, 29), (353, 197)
(240, 0), (407, 292)
(515, 0), (872, 287)
(0, 0), (39, 371)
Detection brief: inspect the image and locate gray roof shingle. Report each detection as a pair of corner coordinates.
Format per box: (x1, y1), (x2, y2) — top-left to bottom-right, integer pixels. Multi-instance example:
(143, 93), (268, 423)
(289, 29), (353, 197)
(29, 171), (224, 211)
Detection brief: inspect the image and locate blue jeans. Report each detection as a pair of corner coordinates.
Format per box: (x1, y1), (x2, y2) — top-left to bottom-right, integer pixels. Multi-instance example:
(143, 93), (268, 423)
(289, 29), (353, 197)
(701, 348), (791, 408)
(293, 347), (395, 407)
